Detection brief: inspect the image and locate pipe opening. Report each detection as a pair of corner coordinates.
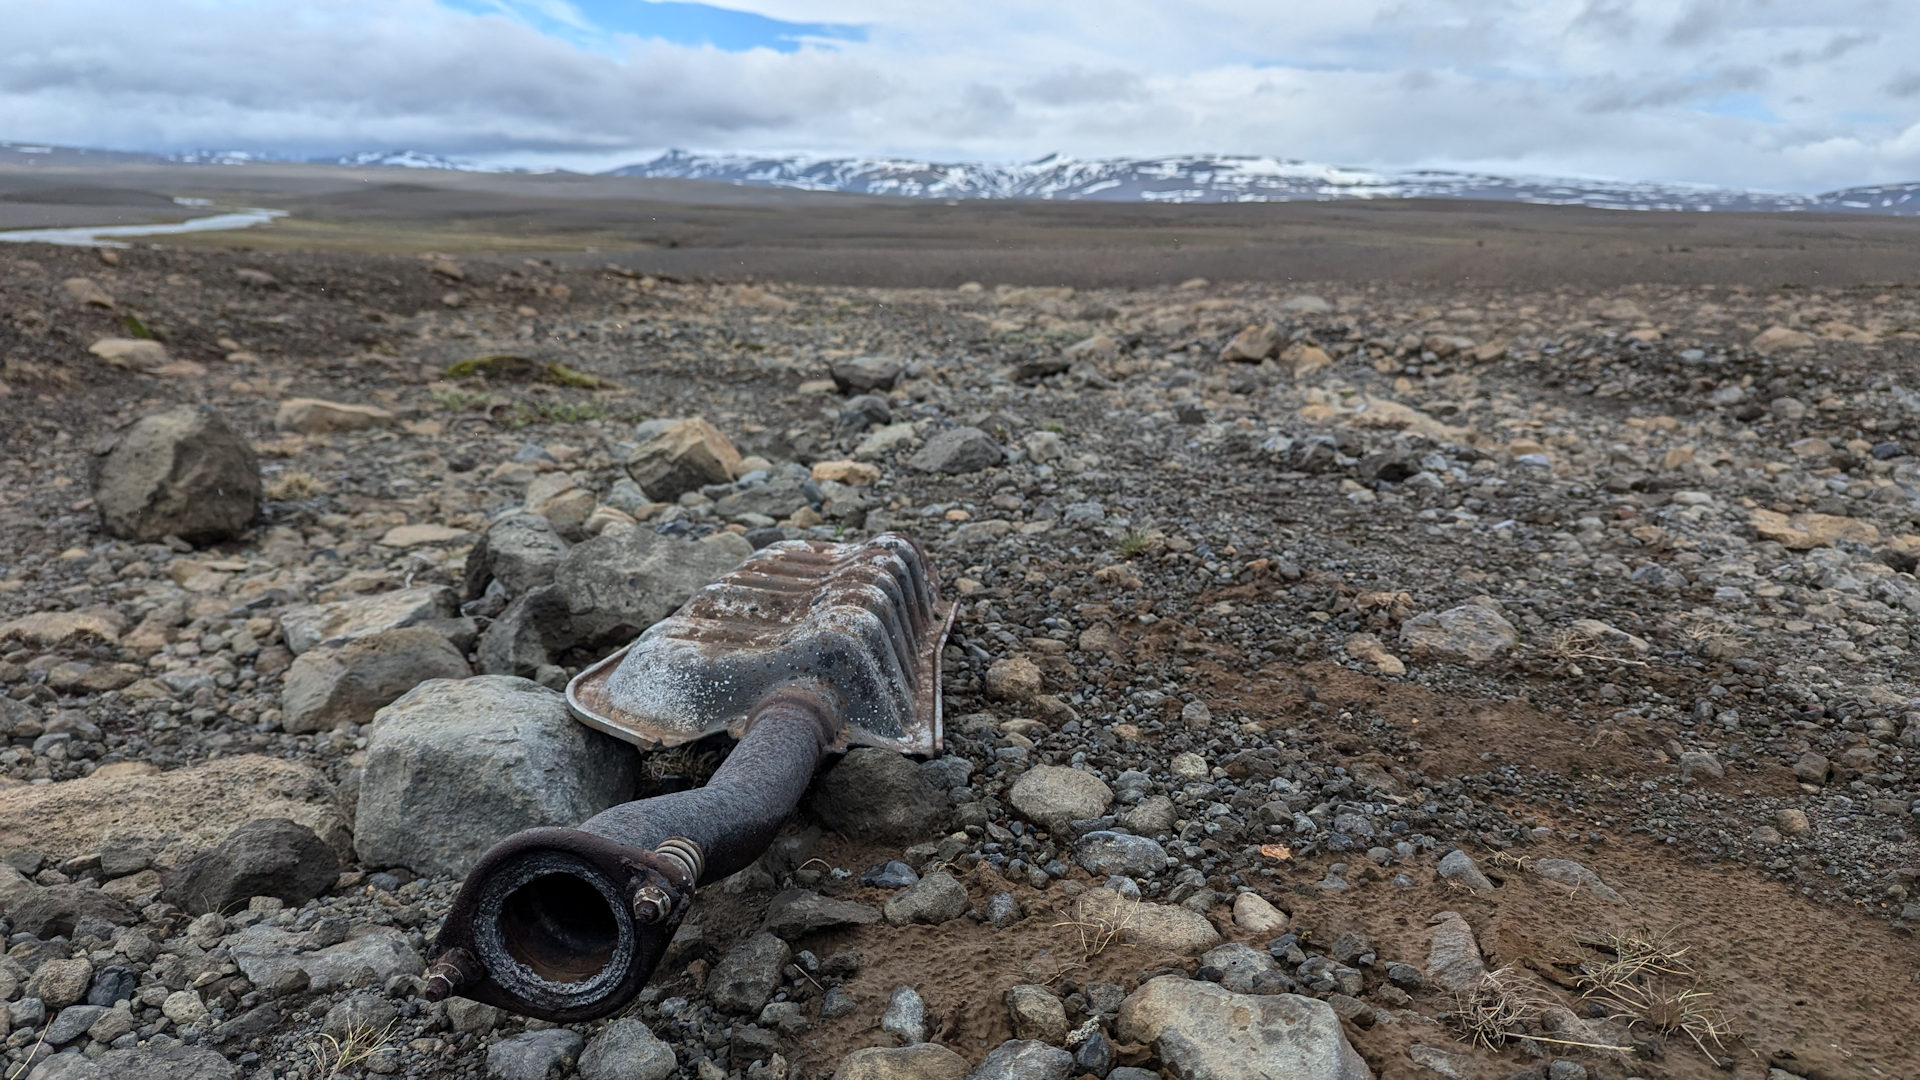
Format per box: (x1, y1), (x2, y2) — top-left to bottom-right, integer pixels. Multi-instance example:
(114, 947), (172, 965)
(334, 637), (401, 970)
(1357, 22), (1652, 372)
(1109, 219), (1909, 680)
(497, 872), (620, 984)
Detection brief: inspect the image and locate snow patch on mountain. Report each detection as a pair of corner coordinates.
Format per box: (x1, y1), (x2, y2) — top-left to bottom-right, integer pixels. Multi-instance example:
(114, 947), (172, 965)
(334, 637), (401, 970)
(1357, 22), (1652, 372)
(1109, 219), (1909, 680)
(607, 150), (1920, 215)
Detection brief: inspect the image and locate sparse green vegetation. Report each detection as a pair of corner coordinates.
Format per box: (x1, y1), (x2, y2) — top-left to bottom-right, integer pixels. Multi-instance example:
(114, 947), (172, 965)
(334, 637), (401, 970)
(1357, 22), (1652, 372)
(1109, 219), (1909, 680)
(507, 399), (608, 427)
(430, 389), (490, 412)
(443, 353), (612, 388)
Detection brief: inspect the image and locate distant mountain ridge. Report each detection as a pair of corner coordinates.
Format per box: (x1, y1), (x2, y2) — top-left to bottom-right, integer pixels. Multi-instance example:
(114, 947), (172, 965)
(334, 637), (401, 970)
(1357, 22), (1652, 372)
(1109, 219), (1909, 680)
(608, 150), (1920, 215)
(4, 140), (1916, 214)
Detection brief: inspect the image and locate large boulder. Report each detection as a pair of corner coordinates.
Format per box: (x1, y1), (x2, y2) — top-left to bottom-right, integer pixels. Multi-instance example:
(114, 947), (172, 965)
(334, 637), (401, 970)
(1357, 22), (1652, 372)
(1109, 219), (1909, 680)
(0, 754), (346, 868)
(162, 818), (338, 915)
(549, 529), (748, 649)
(1116, 976), (1372, 1080)
(463, 513), (570, 600)
(228, 923), (422, 994)
(475, 584), (573, 678)
(0, 866), (137, 938)
(90, 405), (260, 544)
(353, 676), (640, 876)
(811, 747), (946, 843)
(22, 1044), (239, 1079)
(624, 418), (741, 501)
(278, 586), (461, 655)
(280, 626), (471, 733)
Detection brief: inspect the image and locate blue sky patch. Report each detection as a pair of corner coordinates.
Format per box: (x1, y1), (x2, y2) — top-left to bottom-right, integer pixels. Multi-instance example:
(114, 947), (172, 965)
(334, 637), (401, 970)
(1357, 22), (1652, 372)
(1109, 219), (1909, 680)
(1700, 92), (1779, 123)
(441, 0), (866, 53)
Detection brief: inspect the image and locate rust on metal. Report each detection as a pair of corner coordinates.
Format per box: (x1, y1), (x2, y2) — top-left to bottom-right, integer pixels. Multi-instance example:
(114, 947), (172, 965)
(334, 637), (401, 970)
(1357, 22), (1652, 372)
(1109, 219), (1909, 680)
(428, 533), (952, 1021)
(567, 533), (954, 756)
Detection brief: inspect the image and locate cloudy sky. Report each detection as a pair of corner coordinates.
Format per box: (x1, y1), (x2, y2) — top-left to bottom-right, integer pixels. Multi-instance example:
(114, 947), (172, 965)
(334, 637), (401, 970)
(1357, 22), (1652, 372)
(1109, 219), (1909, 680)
(1, 0), (1917, 192)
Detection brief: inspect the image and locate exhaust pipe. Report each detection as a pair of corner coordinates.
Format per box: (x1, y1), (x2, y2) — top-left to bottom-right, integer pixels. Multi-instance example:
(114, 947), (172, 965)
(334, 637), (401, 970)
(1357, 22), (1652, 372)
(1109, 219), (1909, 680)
(424, 535), (953, 1021)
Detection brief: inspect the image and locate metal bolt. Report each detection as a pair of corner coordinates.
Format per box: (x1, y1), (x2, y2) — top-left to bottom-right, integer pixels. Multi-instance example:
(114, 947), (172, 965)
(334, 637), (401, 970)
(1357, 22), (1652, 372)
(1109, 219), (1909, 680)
(631, 884), (672, 925)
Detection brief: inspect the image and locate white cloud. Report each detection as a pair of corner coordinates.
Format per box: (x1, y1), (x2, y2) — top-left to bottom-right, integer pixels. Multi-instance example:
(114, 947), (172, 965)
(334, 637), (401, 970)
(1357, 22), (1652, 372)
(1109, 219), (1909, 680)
(0, 0), (1915, 191)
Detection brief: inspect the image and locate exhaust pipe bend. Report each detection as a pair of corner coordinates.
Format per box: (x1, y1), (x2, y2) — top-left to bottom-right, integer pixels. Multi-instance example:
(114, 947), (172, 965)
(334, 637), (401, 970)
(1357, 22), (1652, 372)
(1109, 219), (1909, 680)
(424, 686), (839, 1021)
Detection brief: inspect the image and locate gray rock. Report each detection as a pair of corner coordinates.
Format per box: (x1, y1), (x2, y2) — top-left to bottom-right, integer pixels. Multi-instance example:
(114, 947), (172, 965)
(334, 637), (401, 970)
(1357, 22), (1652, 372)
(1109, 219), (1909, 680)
(709, 932), (791, 1014)
(1399, 604), (1518, 664)
(624, 418), (741, 501)
(1437, 850), (1494, 892)
(1116, 977), (1370, 1080)
(832, 1044), (970, 1080)
(985, 891), (1022, 928)
(279, 587), (460, 655)
(968, 1040), (1073, 1080)
(85, 1002), (136, 1043)
(354, 676), (639, 876)
(11, 997), (46, 1029)
(1198, 943), (1277, 994)
(446, 999), (500, 1033)
(464, 513), (570, 600)
(882, 985), (928, 1044)
(27, 958), (93, 1009)
(321, 995), (397, 1040)
(1072, 832), (1168, 878)
(229, 923), (423, 994)
(85, 965), (137, 1007)
(861, 861), (921, 889)
(830, 356), (904, 394)
(26, 1045), (239, 1080)
(1425, 911), (1486, 992)
(281, 626), (471, 733)
(1679, 750), (1725, 781)
(1009, 766), (1112, 835)
(90, 405), (260, 545)
(1004, 984), (1068, 1044)
(812, 748), (947, 843)
(2, 881), (136, 939)
(45, 1004), (109, 1046)
(883, 871), (969, 926)
(486, 1028), (585, 1080)
(551, 527), (746, 649)
(715, 477), (812, 520)
(578, 1017), (676, 1080)
(1115, 795), (1176, 837)
(761, 890), (881, 939)
(1407, 1044), (1477, 1080)
(475, 584), (572, 678)
(1529, 858), (1623, 902)
(1072, 888), (1221, 955)
(163, 818), (338, 914)
(909, 427), (1005, 474)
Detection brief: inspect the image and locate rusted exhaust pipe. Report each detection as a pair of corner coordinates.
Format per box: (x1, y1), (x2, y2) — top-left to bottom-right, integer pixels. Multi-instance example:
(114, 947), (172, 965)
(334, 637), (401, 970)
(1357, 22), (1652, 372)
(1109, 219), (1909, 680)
(425, 535), (952, 1021)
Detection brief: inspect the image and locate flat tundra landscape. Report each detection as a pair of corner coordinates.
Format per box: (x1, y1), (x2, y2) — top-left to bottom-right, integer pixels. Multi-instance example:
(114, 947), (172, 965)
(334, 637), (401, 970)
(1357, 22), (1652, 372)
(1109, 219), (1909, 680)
(2, 170), (1919, 1080)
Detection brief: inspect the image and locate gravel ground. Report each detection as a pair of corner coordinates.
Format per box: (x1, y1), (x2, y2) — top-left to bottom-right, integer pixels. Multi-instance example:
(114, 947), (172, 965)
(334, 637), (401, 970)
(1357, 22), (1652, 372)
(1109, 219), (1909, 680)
(2, 243), (1919, 1080)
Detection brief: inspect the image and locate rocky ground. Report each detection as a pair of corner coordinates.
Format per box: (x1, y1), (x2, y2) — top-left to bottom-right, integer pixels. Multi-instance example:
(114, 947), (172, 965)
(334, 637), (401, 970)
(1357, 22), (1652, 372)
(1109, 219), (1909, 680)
(1, 240), (1919, 1080)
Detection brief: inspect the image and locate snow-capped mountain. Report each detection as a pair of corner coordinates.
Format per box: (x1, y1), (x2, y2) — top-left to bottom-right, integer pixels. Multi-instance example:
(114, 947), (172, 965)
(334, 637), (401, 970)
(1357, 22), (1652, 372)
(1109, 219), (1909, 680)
(607, 150), (1920, 215)
(324, 149), (481, 170)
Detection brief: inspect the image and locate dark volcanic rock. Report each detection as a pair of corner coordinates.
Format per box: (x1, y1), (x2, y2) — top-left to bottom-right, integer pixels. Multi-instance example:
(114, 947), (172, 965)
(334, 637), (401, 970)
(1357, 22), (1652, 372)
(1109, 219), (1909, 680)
(164, 818), (340, 915)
